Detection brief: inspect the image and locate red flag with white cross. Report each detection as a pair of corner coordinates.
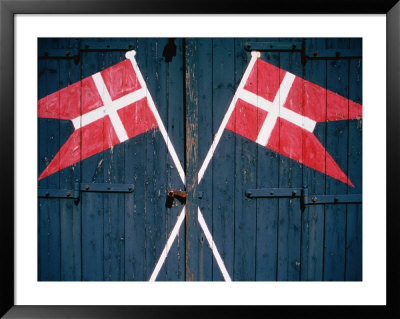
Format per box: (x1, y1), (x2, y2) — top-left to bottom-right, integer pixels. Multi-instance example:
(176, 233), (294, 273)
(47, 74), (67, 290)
(199, 51), (362, 186)
(227, 52), (362, 186)
(38, 51), (161, 180)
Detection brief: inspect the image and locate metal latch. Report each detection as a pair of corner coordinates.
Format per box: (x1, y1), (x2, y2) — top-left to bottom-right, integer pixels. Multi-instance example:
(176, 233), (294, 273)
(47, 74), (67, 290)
(165, 190), (187, 208)
(38, 182), (134, 203)
(245, 187), (361, 211)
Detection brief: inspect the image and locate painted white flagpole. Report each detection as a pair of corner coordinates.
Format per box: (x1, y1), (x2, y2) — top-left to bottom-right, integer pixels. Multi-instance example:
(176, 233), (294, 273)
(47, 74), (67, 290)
(126, 50), (186, 185)
(197, 51), (260, 184)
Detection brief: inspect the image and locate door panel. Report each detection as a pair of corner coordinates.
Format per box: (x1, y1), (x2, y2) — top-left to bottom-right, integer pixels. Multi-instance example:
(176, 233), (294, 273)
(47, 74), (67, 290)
(38, 38), (185, 281)
(192, 38), (362, 281)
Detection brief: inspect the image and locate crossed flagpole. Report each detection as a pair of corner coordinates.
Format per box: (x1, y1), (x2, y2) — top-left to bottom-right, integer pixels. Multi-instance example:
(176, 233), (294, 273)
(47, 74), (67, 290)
(126, 50), (232, 281)
(148, 52), (261, 282)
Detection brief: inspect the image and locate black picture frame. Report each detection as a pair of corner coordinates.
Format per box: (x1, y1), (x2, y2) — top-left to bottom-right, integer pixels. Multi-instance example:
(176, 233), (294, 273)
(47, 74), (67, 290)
(1, 0), (399, 318)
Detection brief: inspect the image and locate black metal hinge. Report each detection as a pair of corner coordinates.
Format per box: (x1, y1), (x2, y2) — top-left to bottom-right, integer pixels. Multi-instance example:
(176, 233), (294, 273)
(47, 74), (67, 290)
(246, 187), (361, 211)
(244, 41), (362, 65)
(38, 182), (134, 203)
(38, 48), (81, 64)
(245, 41), (303, 52)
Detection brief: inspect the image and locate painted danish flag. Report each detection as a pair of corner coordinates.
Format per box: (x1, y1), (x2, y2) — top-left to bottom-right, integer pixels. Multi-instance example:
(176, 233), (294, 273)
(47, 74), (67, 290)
(38, 51), (159, 180)
(227, 52), (362, 186)
(199, 52), (362, 186)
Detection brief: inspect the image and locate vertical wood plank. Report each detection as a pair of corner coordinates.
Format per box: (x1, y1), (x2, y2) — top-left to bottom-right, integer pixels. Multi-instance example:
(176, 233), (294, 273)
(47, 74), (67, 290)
(196, 38), (214, 281)
(210, 38), (236, 281)
(38, 50), (61, 280)
(185, 38), (200, 281)
(58, 38), (82, 281)
(345, 38), (362, 281)
(300, 39), (327, 281)
(125, 39), (147, 281)
(144, 39), (169, 280)
(323, 38), (350, 281)
(277, 44), (302, 281)
(80, 49), (104, 281)
(255, 43), (280, 281)
(102, 51), (126, 281)
(165, 37), (186, 281)
(232, 38), (258, 281)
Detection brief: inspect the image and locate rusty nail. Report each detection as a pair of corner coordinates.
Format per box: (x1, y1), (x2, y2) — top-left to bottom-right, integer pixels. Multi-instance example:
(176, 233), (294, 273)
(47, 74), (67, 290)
(85, 185), (90, 190)
(65, 51), (70, 56)
(66, 192), (71, 197)
(313, 50), (318, 57)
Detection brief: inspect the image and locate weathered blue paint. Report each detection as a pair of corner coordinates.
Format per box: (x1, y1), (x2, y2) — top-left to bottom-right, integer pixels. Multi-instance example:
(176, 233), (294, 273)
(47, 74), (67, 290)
(165, 38), (186, 281)
(277, 42), (302, 281)
(346, 38), (363, 281)
(300, 38), (327, 281)
(212, 38), (236, 281)
(185, 38), (201, 281)
(124, 40), (148, 281)
(324, 38), (350, 281)
(256, 42), (280, 281)
(38, 49), (61, 281)
(109, 52), (126, 281)
(196, 38), (214, 281)
(58, 38), (82, 281)
(38, 38), (362, 281)
(80, 49), (105, 281)
(232, 38), (258, 281)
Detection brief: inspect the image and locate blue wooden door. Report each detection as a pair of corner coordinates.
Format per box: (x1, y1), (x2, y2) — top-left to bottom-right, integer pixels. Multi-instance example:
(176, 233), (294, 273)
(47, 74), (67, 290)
(185, 38), (362, 281)
(38, 38), (362, 281)
(38, 38), (186, 281)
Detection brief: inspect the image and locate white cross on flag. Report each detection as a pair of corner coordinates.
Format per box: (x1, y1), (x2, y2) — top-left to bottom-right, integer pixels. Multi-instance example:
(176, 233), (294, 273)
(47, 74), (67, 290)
(38, 51), (184, 183)
(206, 51), (362, 186)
